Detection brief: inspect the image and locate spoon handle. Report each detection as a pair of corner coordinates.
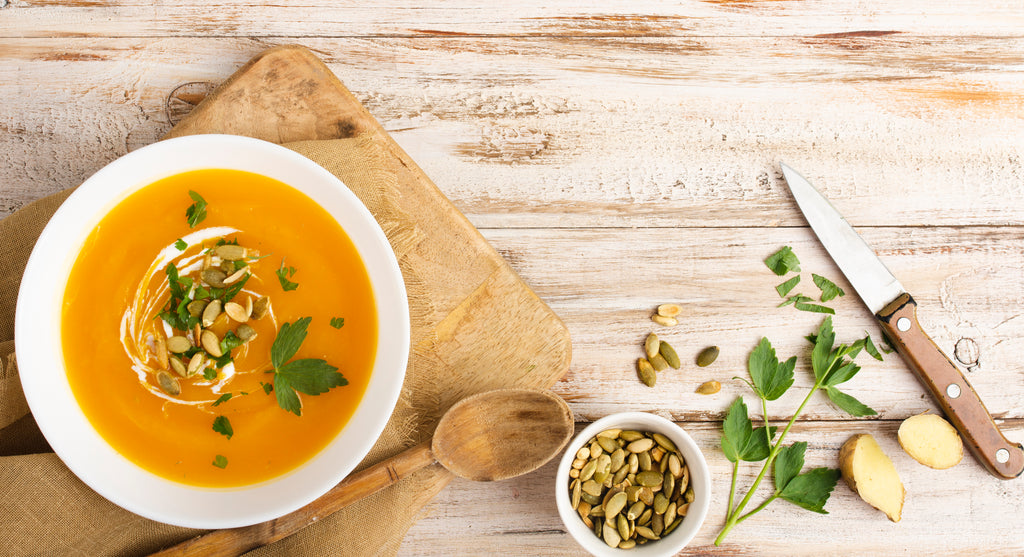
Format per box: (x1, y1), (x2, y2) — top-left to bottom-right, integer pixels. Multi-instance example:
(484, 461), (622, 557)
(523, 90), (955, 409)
(150, 440), (436, 557)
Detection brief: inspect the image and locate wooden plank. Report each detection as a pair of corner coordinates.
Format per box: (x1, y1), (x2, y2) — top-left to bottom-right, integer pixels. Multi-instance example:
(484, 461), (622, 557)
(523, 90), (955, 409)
(1, 37), (1023, 227)
(400, 420), (1024, 555)
(479, 226), (1024, 422)
(2, 0), (1024, 38)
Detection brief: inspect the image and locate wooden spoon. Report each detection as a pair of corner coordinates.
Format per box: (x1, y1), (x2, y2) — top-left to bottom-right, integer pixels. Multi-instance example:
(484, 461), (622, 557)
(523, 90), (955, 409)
(151, 388), (574, 557)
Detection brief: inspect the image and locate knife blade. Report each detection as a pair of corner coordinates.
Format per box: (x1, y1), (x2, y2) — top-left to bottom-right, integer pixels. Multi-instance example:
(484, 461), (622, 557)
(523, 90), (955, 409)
(780, 162), (1023, 480)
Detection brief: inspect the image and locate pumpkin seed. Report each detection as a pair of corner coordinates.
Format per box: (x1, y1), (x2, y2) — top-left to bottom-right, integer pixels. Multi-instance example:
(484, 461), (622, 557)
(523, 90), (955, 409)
(649, 353), (669, 372)
(201, 329), (223, 357)
(618, 539), (636, 549)
(638, 451), (652, 472)
(684, 485), (695, 503)
(679, 465), (690, 494)
(653, 492), (669, 514)
(619, 430), (644, 442)
(236, 323), (256, 342)
(202, 268), (227, 288)
(653, 433), (678, 454)
(636, 358), (656, 387)
(612, 465), (629, 485)
(569, 468), (580, 479)
(580, 459), (597, 482)
(635, 525), (659, 541)
(644, 333), (660, 359)
(638, 486), (654, 506)
(602, 523), (621, 548)
(651, 314), (677, 327)
(575, 447), (590, 460)
(202, 252), (213, 270)
(616, 513), (630, 541)
(166, 335), (192, 354)
(220, 260), (234, 274)
(697, 345), (720, 367)
(156, 371), (180, 396)
(222, 268), (248, 285)
(589, 507), (606, 518)
(627, 501), (645, 521)
(663, 516), (683, 536)
(186, 299), (208, 318)
(638, 507), (653, 525)
(577, 501), (591, 519)
(202, 299), (222, 327)
(598, 428), (621, 438)
(605, 491), (628, 518)
(668, 453), (682, 477)
(626, 438), (654, 453)
(696, 380), (721, 395)
(659, 341), (680, 369)
(664, 501), (677, 528)
(582, 480), (603, 497)
(224, 301), (249, 322)
(251, 296), (270, 320)
(581, 491), (601, 506)
(657, 303), (682, 318)
(187, 352), (205, 376)
(652, 512), (664, 536)
(154, 333), (169, 370)
(214, 244), (247, 261)
(589, 442), (603, 459)
(635, 471), (663, 488)
(676, 502), (690, 517)
(663, 470), (675, 499)
(168, 355), (187, 377)
(597, 435), (619, 453)
(571, 479), (582, 509)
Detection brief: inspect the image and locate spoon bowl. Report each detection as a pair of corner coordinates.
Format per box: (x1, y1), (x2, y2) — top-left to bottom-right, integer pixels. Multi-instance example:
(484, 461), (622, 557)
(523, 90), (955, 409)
(153, 388), (573, 557)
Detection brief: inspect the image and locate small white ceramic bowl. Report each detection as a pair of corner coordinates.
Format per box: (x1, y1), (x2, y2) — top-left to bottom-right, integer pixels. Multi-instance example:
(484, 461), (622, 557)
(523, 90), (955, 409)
(555, 412), (711, 556)
(16, 134), (410, 529)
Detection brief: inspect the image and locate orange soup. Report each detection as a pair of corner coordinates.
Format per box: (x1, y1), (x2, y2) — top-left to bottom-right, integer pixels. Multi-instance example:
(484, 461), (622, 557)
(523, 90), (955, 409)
(62, 168), (378, 487)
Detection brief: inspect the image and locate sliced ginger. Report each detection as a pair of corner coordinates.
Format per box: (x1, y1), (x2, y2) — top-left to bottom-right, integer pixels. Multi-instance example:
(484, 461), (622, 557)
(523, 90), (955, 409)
(898, 413), (964, 470)
(839, 434), (905, 522)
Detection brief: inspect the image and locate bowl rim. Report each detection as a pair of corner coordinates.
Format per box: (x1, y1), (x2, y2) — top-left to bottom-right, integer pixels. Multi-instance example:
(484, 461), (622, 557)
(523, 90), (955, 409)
(555, 412), (711, 556)
(15, 134), (410, 528)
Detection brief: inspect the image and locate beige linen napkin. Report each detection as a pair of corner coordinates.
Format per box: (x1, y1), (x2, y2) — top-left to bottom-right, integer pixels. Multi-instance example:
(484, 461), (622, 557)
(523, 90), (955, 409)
(0, 136), (448, 556)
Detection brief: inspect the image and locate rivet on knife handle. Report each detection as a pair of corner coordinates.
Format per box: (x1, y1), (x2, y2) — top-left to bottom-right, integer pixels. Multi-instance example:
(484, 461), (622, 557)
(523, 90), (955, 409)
(877, 293), (1024, 479)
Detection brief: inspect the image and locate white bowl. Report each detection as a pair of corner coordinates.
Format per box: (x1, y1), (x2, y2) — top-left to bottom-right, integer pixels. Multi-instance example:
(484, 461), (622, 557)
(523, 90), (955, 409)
(15, 134), (410, 528)
(555, 413), (711, 556)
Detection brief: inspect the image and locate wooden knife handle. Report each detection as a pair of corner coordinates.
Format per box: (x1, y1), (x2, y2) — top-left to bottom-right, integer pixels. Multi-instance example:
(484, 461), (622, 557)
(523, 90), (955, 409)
(877, 293), (1024, 479)
(149, 440), (437, 557)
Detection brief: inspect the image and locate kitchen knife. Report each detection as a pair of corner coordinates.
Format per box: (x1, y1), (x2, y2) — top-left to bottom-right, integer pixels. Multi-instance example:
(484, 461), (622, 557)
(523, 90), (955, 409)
(780, 162), (1023, 479)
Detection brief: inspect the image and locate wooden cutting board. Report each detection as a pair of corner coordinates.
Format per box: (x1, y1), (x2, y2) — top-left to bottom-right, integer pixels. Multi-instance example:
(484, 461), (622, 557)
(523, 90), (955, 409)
(165, 43), (572, 533)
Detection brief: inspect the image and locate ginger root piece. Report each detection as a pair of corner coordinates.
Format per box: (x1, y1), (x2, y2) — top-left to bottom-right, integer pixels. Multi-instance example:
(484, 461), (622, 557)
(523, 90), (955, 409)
(838, 434), (905, 522)
(898, 413), (964, 470)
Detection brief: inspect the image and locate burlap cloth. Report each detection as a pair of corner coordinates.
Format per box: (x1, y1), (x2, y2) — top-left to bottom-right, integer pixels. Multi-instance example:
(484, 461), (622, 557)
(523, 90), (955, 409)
(0, 137), (450, 556)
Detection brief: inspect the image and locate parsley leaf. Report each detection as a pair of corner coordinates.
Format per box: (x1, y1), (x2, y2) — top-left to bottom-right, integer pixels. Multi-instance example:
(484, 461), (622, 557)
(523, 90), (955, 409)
(794, 300), (835, 314)
(775, 275), (801, 297)
(212, 416), (233, 439)
(203, 367), (217, 381)
(219, 331), (246, 356)
(221, 273), (250, 303)
(261, 381), (273, 395)
(268, 317), (347, 416)
(185, 190), (208, 228)
(862, 333), (885, 361)
(330, 317), (345, 329)
(825, 387), (877, 417)
(778, 468), (841, 514)
(174, 238), (188, 251)
(748, 337), (796, 401)
(212, 393), (233, 407)
(812, 274), (845, 302)
(774, 441), (807, 492)
(721, 398), (775, 463)
(778, 294), (813, 308)
(212, 455), (228, 468)
(764, 246), (800, 276)
(275, 259), (299, 291)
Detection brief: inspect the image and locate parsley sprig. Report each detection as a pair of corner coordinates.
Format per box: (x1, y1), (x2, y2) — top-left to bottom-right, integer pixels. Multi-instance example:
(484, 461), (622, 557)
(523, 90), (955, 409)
(185, 190), (207, 228)
(715, 317), (877, 545)
(269, 317), (347, 416)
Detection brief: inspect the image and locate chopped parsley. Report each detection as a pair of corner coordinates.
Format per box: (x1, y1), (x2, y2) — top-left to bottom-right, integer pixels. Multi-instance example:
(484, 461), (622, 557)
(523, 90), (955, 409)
(330, 317), (345, 329)
(185, 190), (208, 228)
(174, 238), (188, 251)
(212, 393), (233, 407)
(764, 246), (800, 276)
(269, 317), (347, 416)
(212, 416), (233, 440)
(212, 455), (228, 469)
(775, 275), (801, 297)
(275, 259), (299, 291)
(812, 273), (845, 302)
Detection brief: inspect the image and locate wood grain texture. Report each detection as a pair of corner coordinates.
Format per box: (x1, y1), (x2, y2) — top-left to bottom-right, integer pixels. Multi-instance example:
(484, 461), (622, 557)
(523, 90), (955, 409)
(3, 1), (1024, 554)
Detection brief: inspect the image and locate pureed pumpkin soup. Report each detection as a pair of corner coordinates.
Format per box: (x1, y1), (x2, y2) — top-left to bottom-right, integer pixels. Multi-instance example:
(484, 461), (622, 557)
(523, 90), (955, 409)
(61, 168), (378, 487)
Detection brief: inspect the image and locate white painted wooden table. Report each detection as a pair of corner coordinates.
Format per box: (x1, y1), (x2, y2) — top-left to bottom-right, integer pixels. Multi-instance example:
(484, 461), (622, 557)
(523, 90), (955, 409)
(3, 1), (1024, 555)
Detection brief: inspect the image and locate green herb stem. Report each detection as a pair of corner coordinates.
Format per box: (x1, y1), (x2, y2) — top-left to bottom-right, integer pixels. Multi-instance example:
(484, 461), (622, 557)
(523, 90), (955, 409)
(727, 461), (739, 521)
(736, 493), (780, 526)
(714, 380), (823, 546)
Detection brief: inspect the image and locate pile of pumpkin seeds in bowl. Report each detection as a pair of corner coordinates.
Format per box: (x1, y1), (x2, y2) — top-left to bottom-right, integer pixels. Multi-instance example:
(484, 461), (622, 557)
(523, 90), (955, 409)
(567, 429), (694, 549)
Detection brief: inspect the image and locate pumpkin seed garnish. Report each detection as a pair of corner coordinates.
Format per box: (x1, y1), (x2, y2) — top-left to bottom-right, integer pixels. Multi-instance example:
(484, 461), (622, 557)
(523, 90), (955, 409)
(166, 335), (192, 354)
(202, 299), (222, 327)
(168, 355), (187, 377)
(636, 358), (656, 387)
(187, 352), (206, 376)
(154, 332), (169, 370)
(251, 296), (270, 320)
(156, 371), (180, 396)
(224, 301), (249, 322)
(236, 323), (257, 342)
(696, 345), (720, 367)
(187, 299), (209, 318)
(201, 329), (223, 358)
(222, 268), (248, 285)
(201, 268), (227, 288)
(213, 244), (247, 261)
